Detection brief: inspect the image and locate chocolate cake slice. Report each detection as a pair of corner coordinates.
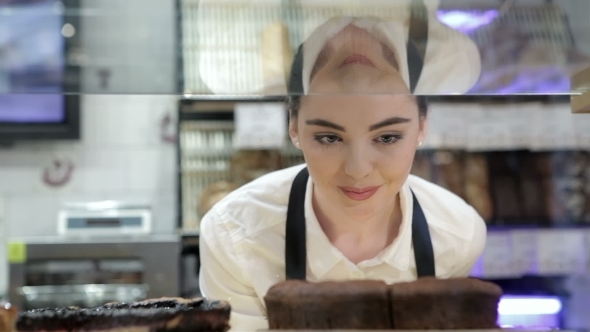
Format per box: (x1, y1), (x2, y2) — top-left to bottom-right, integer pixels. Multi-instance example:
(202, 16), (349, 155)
(14, 297), (231, 332)
(264, 279), (391, 330)
(389, 277), (502, 330)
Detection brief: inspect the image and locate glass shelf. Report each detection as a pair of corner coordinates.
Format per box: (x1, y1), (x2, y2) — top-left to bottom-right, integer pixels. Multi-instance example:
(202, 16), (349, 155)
(0, 0), (589, 96)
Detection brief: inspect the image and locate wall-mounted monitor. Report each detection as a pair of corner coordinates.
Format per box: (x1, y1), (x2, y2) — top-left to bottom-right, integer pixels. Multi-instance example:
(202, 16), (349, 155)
(0, 0), (80, 141)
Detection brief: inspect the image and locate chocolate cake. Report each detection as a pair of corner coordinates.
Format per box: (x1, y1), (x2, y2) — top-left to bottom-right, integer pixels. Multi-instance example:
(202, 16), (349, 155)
(390, 277), (502, 330)
(3, 297), (230, 332)
(265, 280), (391, 330)
(264, 277), (502, 330)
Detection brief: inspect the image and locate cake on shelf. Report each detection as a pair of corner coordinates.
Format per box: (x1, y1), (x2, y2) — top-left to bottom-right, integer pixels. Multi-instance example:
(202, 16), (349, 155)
(264, 277), (503, 330)
(1, 297), (231, 332)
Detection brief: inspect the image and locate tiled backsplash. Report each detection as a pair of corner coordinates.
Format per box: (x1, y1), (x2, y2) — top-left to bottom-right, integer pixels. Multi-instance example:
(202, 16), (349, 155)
(0, 95), (179, 238)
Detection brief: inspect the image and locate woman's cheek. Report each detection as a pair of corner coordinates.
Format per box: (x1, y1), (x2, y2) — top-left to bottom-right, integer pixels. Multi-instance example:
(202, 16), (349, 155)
(304, 144), (342, 168)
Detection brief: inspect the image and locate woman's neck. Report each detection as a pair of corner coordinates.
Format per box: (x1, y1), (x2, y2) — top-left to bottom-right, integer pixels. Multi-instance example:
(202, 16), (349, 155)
(312, 187), (403, 264)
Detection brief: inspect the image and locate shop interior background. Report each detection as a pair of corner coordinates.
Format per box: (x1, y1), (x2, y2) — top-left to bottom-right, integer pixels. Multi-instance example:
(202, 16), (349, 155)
(0, 0), (590, 330)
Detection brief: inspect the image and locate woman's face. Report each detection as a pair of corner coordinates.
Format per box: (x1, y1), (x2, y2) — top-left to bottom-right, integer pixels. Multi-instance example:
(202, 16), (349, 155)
(290, 24), (427, 221)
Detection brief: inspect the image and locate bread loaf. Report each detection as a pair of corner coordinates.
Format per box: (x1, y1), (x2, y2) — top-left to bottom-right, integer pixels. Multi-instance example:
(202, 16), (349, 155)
(230, 150), (282, 186)
(198, 181), (238, 218)
(464, 153), (494, 222)
(261, 21), (293, 95)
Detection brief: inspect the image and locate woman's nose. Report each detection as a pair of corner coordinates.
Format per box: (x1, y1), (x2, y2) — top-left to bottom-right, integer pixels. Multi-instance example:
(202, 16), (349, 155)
(343, 144), (373, 180)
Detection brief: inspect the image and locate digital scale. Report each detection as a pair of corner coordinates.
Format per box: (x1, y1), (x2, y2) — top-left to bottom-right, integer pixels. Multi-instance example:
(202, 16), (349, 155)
(57, 201), (152, 236)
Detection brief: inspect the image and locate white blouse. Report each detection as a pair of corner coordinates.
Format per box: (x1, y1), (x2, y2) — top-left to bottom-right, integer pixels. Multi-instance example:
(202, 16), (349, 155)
(199, 164), (487, 331)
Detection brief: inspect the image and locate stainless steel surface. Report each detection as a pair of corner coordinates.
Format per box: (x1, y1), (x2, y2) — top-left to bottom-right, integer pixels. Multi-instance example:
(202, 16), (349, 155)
(263, 330), (569, 332)
(18, 284), (148, 308)
(8, 235), (180, 309)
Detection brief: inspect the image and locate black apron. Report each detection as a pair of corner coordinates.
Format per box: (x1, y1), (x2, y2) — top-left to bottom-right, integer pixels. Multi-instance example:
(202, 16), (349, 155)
(285, 167), (435, 280)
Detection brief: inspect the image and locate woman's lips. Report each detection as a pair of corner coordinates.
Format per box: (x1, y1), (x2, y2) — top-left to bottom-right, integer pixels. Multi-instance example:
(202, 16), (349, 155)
(339, 54), (376, 68)
(339, 186), (381, 201)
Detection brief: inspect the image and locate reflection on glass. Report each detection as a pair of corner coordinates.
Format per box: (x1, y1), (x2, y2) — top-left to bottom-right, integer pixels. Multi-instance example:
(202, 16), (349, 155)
(0, 0), (588, 95)
(190, 0), (590, 96)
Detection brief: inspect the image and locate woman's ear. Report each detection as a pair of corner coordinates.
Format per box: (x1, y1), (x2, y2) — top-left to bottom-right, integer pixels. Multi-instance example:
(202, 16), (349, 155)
(417, 116), (428, 147)
(289, 116), (301, 149)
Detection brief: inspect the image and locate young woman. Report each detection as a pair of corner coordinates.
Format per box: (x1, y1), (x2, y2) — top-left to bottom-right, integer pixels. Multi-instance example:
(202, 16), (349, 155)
(199, 8), (485, 332)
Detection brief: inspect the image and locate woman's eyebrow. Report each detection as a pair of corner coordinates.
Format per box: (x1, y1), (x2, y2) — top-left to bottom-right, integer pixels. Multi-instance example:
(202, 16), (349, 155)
(369, 117), (411, 131)
(306, 119), (346, 131)
(305, 117), (411, 132)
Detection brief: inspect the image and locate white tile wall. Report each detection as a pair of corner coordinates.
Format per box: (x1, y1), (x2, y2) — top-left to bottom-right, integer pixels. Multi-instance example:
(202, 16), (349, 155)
(0, 95), (179, 238)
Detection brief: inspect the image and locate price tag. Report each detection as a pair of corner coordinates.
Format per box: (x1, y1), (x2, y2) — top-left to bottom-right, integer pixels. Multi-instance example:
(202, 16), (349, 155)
(510, 229), (537, 276)
(481, 231), (516, 278)
(573, 114), (590, 150)
(530, 104), (577, 151)
(536, 229), (587, 275)
(8, 241), (27, 263)
(505, 103), (537, 150)
(430, 103), (468, 149)
(422, 103), (445, 149)
(466, 105), (512, 151)
(233, 103), (287, 149)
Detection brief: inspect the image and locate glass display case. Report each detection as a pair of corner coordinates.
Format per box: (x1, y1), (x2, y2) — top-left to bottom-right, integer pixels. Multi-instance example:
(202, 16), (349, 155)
(1, 0), (590, 330)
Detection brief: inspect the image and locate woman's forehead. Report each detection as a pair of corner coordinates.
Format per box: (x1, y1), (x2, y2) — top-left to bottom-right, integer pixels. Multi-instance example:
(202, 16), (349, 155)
(300, 93), (418, 119)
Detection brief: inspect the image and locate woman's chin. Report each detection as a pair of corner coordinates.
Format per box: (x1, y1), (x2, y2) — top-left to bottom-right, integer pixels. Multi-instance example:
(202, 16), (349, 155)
(340, 204), (380, 222)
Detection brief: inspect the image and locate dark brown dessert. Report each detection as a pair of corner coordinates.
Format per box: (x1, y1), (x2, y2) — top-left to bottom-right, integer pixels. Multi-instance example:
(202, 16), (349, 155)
(0, 303), (17, 332)
(265, 279), (391, 330)
(390, 277), (502, 330)
(265, 277), (502, 330)
(12, 297), (231, 332)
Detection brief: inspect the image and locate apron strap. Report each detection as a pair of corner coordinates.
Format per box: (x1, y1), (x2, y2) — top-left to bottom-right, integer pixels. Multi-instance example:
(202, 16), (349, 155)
(285, 167), (310, 280)
(410, 190), (436, 277)
(285, 167), (436, 280)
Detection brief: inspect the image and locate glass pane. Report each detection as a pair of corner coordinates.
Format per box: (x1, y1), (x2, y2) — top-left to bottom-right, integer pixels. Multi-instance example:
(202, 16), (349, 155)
(0, 0), (588, 95)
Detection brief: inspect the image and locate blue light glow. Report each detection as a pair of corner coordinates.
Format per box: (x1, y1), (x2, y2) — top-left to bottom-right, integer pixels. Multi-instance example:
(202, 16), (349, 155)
(499, 296), (562, 316)
(437, 10), (499, 33)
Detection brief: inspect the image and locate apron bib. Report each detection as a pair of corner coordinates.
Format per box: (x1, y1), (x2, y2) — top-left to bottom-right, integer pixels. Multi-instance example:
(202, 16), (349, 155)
(284, 167), (435, 280)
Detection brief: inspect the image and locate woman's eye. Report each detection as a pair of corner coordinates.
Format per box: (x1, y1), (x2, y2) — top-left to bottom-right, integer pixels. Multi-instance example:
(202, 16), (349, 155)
(377, 135), (401, 144)
(315, 135), (340, 145)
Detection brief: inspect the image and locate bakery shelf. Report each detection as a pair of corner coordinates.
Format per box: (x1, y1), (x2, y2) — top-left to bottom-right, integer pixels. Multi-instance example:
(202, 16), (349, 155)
(181, 168), (229, 175)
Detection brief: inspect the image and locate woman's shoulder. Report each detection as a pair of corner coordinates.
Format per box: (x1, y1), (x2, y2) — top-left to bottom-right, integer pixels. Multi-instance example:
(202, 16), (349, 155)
(406, 174), (485, 240)
(200, 164), (307, 239)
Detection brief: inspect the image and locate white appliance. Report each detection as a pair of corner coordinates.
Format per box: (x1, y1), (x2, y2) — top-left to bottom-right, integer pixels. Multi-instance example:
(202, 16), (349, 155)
(57, 201), (151, 237)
